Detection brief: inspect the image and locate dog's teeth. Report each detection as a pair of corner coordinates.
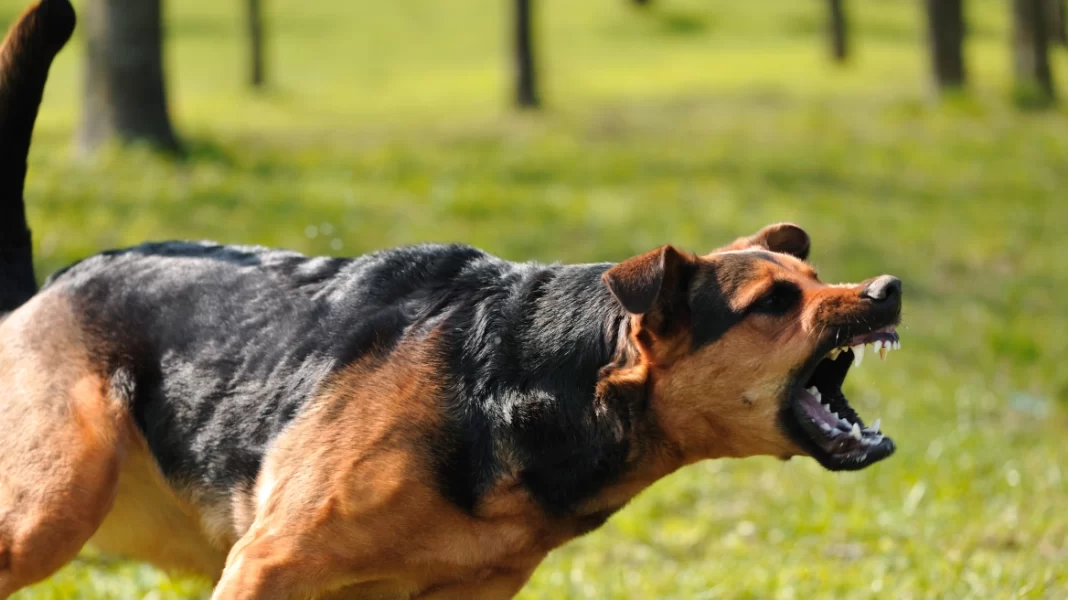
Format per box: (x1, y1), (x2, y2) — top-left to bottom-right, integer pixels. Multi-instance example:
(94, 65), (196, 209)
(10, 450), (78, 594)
(894, 340), (901, 350)
(869, 418), (881, 433)
(850, 422), (862, 440)
(822, 402), (832, 413)
(852, 344), (865, 366)
(833, 412), (839, 420)
(873, 340), (883, 351)
(827, 347), (842, 360)
(879, 345), (888, 360)
(807, 386), (819, 397)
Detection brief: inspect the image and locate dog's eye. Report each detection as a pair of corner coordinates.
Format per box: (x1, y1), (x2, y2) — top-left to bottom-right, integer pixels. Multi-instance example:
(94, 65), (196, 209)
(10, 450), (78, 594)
(751, 282), (800, 315)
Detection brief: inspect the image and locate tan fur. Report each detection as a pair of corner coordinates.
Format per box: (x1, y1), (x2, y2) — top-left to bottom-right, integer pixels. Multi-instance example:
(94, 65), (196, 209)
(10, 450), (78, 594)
(211, 342), (549, 599)
(0, 293), (126, 596)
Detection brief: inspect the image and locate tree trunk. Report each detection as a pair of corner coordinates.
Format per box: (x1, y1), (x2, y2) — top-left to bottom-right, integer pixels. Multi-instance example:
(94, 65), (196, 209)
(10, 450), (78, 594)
(513, 0), (539, 109)
(925, 0), (967, 90)
(1013, 0), (1056, 102)
(247, 0), (266, 88)
(78, 0), (182, 153)
(1048, 0), (1068, 44)
(827, 0), (849, 63)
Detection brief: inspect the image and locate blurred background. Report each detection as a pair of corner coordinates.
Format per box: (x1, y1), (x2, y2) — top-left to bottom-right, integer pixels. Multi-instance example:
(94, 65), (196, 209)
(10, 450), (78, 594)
(4, 0), (1067, 598)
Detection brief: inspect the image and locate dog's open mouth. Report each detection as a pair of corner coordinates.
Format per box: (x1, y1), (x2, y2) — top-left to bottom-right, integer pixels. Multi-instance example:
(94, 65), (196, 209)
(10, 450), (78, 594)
(788, 326), (899, 470)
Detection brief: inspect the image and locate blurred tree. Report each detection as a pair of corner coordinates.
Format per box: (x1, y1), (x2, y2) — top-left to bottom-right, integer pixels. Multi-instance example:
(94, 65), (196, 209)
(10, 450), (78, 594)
(827, 0), (849, 63)
(924, 0), (967, 90)
(1049, 0), (1067, 44)
(247, 0), (266, 88)
(514, 0), (539, 108)
(78, 0), (182, 153)
(1012, 0), (1056, 102)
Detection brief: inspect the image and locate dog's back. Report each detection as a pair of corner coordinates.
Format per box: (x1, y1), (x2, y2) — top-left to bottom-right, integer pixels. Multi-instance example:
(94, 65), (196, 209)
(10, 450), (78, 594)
(39, 240), (495, 501)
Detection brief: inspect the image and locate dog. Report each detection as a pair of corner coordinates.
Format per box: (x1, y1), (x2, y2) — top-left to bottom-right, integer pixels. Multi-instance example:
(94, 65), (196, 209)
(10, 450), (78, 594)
(0, 2), (902, 598)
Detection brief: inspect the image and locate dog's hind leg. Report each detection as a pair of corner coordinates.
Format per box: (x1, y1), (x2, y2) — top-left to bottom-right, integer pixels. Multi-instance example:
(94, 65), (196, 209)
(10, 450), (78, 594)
(0, 293), (129, 598)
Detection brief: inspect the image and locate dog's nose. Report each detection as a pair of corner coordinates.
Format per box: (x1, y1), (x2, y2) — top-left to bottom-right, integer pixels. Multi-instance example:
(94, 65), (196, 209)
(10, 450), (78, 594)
(861, 275), (902, 304)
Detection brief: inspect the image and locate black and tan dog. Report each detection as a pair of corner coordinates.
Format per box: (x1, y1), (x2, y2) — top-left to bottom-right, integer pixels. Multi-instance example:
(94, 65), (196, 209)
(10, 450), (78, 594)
(0, 2), (903, 599)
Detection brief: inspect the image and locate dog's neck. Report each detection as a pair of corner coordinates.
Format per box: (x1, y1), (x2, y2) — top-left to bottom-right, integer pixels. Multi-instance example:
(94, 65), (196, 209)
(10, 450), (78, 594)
(499, 263), (682, 517)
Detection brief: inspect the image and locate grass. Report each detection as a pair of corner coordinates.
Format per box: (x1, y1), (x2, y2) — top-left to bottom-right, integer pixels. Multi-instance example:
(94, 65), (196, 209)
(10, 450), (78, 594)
(4, 0), (1067, 597)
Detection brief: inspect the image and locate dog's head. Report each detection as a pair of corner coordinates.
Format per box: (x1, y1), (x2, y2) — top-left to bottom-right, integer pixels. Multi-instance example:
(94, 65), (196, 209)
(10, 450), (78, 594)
(603, 223), (901, 471)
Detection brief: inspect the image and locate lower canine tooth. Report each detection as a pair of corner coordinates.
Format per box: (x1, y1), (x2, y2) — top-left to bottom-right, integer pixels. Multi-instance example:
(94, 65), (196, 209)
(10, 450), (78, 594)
(850, 423), (862, 440)
(852, 344), (865, 366)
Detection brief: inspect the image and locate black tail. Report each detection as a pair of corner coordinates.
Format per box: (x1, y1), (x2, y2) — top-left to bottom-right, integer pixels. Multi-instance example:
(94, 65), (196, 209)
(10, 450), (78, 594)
(0, 0), (74, 313)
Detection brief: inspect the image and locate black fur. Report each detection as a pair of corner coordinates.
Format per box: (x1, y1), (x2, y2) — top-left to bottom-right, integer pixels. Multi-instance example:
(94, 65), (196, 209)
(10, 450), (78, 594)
(45, 241), (655, 515)
(430, 261), (636, 514)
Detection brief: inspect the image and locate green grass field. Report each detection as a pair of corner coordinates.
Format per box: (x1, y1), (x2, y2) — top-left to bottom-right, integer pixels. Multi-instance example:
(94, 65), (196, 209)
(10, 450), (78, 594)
(4, 0), (1067, 597)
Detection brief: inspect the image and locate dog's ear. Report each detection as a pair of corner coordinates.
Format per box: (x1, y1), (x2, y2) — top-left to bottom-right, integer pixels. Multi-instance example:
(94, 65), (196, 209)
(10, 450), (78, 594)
(716, 222), (810, 260)
(602, 245), (691, 315)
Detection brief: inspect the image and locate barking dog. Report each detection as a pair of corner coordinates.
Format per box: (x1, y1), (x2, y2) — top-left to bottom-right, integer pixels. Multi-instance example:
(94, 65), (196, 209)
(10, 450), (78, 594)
(0, 2), (902, 598)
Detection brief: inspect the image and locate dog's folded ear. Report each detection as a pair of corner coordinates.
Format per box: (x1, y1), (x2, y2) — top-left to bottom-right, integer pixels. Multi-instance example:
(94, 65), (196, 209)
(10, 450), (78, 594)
(602, 245), (691, 315)
(716, 222), (810, 260)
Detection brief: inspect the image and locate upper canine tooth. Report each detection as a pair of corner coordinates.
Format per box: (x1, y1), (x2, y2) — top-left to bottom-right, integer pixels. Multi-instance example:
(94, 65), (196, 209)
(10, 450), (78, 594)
(852, 344), (865, 366)
(850, 422), (862, 440)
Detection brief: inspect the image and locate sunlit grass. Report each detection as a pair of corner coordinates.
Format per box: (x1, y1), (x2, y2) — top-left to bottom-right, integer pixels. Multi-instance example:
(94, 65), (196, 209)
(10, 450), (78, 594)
(4, 0), (1067, 598)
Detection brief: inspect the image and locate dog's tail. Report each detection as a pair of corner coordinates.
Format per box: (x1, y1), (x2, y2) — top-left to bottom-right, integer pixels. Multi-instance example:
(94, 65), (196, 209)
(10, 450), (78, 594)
(0, 0), (74, 314)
